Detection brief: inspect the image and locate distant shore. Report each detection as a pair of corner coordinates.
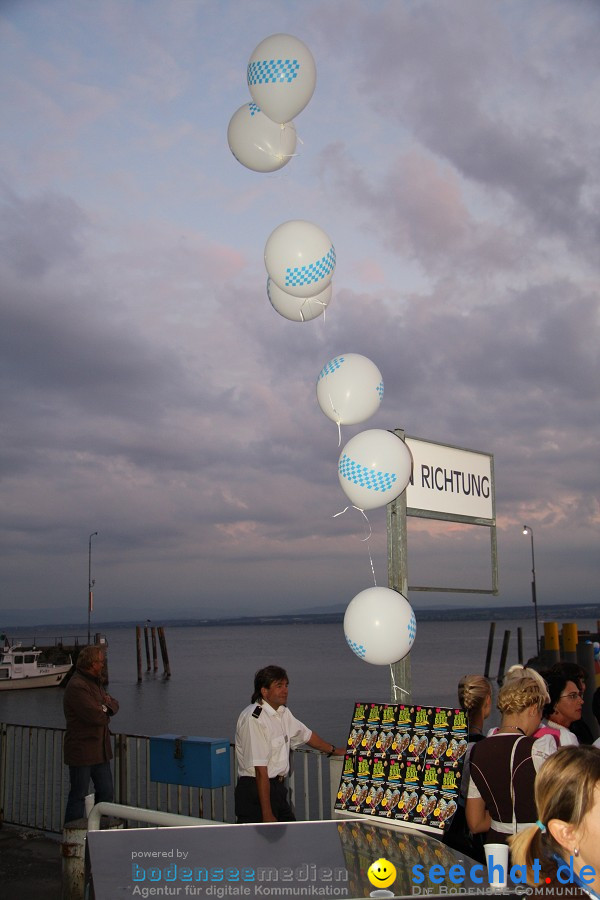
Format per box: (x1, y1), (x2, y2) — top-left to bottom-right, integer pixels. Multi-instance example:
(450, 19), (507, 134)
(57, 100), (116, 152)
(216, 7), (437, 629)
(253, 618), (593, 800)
(5, 602), (600, 632)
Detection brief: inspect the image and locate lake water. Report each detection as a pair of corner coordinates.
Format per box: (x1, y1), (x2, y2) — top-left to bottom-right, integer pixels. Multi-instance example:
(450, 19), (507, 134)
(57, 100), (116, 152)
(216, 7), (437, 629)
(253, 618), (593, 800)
(3, 611), (598, 743)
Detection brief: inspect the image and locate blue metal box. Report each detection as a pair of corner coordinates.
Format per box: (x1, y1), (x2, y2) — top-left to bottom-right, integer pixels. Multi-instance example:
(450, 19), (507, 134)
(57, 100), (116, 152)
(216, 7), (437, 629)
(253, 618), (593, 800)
(149, 734), (230, 788)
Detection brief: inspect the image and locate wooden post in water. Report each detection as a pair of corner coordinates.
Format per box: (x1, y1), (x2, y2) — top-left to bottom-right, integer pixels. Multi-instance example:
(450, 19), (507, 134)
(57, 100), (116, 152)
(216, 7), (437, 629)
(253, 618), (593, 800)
(158, 626), (171, 678)
(484, 622), (496, 678)
(151, 627), (158, 671)
(144, 625), (151, 671)
(497, 630), (511, 684)
(517, 627), (524, 665)
(562, 623), (578, 663)
(136, 626), (142, 683)
(543, 622), (560, 666)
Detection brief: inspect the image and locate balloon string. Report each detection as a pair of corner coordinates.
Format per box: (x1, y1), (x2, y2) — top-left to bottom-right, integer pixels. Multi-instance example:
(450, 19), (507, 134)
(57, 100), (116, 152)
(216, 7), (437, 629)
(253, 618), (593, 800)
(279, 124), (300, 159)
(323, 391), (342, 446)
(332, 505), (373, 542)
(332, 505), (351, 519)
(390, 665), (409, 701)
(299, 296), (328, 322)
(302, 296), (329, 312)
(366, 535), (377, 586)
(332, 506), (376, 583)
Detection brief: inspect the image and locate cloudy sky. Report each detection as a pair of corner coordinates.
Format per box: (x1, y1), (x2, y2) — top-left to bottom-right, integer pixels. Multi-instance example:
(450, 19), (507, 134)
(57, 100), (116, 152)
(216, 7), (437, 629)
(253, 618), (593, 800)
(1, 0), (599, 625)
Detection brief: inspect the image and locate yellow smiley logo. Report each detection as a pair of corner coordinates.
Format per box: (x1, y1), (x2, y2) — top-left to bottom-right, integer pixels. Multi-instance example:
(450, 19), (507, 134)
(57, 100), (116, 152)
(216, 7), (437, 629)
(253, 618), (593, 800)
(367, 858), (397, 889)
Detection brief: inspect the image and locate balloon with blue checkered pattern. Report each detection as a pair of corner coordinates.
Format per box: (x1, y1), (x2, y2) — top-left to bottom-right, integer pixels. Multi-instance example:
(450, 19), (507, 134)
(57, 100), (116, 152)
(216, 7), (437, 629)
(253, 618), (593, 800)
(267, 278), (332, 322)
(338, 429), (412, 511)
(317, 353), (383, 425)
(227, 103), (297, 172)
(265, 220), (336, 298)
(344, 586), (416, 665)
(247, 34), (316, 124)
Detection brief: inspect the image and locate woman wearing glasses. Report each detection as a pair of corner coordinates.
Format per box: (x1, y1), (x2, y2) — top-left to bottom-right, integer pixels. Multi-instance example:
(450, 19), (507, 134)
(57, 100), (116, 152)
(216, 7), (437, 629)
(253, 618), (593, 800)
(541, 669), (584, 747)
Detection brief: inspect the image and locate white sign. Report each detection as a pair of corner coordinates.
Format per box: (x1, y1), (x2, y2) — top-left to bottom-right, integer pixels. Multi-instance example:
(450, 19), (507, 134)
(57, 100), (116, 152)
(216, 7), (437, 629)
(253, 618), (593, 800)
(405, 437), (494, 521)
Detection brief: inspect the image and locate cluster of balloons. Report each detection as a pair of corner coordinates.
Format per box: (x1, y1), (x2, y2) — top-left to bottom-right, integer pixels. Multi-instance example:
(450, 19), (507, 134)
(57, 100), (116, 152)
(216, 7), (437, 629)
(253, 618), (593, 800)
(229, 35), (416, 668)
(265, 219), (336, 322)
(314, 352), (416, 663)
(227, 34), (316, 174)
(315, 353), (413, 510)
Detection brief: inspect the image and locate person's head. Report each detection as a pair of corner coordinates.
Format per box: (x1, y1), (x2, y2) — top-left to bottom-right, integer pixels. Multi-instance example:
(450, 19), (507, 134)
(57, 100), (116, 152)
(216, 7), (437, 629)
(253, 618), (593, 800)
(497, 671), (547, 734)
(542, 669), (584, 728)
(251, 665), (289, 708)
(457, 674), (492, 719)
(76, 645), (105, 676)
(549, 662), (586, 692)
(510, 746), (600, 884)
(503, 664), (550, 703)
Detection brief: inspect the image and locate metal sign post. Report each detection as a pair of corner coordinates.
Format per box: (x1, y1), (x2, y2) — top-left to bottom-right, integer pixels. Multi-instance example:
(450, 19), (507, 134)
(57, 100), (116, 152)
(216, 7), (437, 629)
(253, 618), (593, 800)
(387, 429), (498, 702)
(387, 430), (411, 703)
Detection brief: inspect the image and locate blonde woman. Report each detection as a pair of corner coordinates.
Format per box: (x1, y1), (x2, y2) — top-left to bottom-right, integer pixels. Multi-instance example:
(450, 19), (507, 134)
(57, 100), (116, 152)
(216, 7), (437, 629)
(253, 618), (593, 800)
(443, 675), (492, 861)
(458, 673), (493, 739)
(510, 745), (600, 897)
(466, 671), (557, 845)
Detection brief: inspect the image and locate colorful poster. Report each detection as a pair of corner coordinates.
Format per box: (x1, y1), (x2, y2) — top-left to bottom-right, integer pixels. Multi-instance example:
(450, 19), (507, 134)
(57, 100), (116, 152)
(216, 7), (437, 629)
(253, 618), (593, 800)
(334, 702), (465, 834)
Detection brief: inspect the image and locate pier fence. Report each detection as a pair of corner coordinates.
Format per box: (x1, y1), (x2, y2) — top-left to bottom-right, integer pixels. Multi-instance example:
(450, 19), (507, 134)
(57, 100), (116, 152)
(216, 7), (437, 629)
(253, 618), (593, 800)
(0, 721), (335, 834)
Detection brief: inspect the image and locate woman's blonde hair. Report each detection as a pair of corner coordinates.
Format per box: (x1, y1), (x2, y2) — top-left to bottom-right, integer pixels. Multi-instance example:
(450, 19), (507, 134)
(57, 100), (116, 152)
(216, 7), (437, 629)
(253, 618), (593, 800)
(503, 664), (550, 704)
(458, 674), (492, 711)
(497, 671), (547, 715)
(510, 746), (600, 884)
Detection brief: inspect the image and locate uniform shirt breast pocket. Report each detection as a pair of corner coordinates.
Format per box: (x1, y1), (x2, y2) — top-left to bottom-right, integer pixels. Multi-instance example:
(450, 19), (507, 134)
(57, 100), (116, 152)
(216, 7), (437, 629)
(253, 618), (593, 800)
(271, 734), (287, 760)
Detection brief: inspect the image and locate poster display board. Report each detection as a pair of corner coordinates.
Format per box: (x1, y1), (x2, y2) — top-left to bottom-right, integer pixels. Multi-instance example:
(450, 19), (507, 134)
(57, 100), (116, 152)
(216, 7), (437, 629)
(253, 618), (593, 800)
(334, 701), (467, 834)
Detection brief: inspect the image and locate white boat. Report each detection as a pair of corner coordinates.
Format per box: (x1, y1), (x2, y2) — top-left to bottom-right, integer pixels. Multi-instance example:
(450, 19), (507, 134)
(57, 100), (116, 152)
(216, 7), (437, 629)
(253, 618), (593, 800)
(0, 635), (72, 690)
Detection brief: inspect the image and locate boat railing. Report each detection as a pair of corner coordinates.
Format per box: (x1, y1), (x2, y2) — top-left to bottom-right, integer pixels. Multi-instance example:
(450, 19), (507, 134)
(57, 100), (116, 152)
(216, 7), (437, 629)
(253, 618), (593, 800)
(0, 721), (339, 834)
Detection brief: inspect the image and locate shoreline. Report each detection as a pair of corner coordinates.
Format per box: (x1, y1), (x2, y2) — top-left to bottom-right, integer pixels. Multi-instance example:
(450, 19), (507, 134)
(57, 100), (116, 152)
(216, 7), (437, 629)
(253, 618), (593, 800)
(4, 602), (600, 632)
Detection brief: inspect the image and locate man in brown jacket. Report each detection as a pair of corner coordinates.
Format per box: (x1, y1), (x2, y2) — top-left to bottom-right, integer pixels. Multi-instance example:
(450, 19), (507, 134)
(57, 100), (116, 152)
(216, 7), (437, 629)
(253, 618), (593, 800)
(63, 644), (119, 823)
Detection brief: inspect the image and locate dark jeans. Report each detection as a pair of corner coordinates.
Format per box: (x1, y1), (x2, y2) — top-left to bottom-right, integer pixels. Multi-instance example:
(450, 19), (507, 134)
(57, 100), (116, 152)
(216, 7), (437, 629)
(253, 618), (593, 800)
(235, 776), (296, 823)
(64, 761), (114, 824)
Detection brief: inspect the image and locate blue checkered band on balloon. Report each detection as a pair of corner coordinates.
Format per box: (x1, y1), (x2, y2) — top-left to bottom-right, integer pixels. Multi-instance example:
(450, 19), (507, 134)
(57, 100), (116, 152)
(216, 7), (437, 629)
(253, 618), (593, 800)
(346, 635), (366, 659)
(339, 454), (398, 493)
(376, 381), (384, 400)
(285, 247), (336, 288)
(317, 356), (345, 382)
(249, 103), (260, 116)
(247, 59), (300, 85)
(408, 612), (417, 642)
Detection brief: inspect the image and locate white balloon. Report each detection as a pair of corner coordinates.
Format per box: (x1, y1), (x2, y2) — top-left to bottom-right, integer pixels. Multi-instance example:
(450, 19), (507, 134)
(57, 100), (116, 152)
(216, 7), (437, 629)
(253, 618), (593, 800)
(247, 33), (316, 124)
(344, 587), (417, 665)
(317, 354), (383, 425)
(338, 429), (412, 511)
(267, 278), (331, 322)
(227, 103), (297, 173)
(264, 220), (335, 298)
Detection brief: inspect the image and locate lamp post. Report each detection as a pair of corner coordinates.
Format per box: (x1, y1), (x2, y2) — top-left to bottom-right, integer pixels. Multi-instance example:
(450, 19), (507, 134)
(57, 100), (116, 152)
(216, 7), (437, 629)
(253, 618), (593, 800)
(88, 531), (98, 644)
(522, 525), (539, 655)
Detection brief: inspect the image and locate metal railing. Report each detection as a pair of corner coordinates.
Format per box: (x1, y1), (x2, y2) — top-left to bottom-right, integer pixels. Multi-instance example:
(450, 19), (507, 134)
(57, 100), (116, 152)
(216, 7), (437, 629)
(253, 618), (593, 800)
(0, 722), (336, 833)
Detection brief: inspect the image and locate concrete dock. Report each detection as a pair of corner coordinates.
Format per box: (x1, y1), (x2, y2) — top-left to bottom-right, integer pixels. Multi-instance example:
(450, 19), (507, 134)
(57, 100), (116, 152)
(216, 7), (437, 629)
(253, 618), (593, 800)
(0, 825), (62, 900)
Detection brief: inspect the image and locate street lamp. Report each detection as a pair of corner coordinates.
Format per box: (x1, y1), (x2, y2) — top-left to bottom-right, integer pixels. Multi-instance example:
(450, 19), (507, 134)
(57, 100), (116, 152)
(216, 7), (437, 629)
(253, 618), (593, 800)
(88, 532), (98, 644)
(522, 525), (539, 655)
